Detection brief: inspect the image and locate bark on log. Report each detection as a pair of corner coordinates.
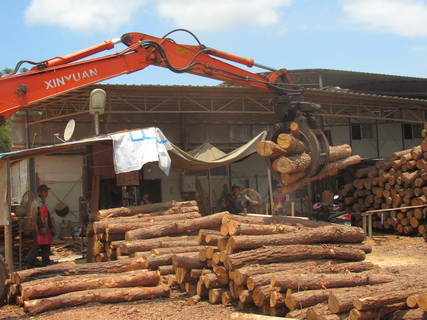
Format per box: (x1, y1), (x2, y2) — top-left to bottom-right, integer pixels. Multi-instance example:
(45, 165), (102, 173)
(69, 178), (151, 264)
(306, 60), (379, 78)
(125, 211), (226, 240)
(120, 236), (198, 254)
(272, 153), (311, 174)
(227, 220), (298, 236)
(387, 308), (427, 320)
(271, 269), (396, 291)
(246, 261), (375, 291)
(223, 244), (366, 270)
(23, 285), (170, 315)
(285, 288), (332, 310)
(353, 288), (427, 310)
(20, 270), (160, 300)
(96, 212), (202, 234)
(172, 252), (207, 270)
(230, 312), (288, 320)
(228, 225), (365, 251)
(277, 133), (305, 153)
(329, 144), (353, 162)
(223, 212), (327, 228)
(13, 258), (147, 285)
(256, 141), (290, 158)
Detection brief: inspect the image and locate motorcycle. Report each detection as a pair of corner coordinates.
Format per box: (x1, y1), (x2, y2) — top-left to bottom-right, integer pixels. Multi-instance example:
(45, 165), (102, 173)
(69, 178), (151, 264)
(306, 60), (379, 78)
(312, 200), (352, 226)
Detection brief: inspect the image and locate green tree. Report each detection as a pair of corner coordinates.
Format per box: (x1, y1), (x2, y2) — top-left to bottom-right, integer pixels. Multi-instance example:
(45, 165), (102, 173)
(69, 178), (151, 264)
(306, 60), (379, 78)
(0, 118), (12, 153)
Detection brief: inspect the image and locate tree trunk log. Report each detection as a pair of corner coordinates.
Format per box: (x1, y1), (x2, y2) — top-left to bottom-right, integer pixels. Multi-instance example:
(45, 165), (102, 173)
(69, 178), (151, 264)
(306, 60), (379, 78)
(224, 244), (366, 271)
(119, 236), (198, 254)
(276, 133), (305, 153)
(95, 211), (201, 234)
(353, 288), (427, 311)
(228, 225), (365, 251)
(227, 220), (298, 236)
(125, 212), (226, 240)
(20, 270), (160, 300)
(272, 269), (396, 291)
(272, 153), (311, 174)
(13, 258), (147, 285)
(256, 141), (289, 158)
(23, 285), (170, 315)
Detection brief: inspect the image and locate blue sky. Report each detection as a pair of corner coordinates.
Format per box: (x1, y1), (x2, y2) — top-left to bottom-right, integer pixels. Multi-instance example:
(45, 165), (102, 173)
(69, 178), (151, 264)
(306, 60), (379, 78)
(2, 0), (427, 87)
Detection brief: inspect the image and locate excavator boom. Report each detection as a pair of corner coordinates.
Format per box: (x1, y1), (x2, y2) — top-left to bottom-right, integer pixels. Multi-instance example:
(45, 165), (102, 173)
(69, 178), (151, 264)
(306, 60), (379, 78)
(0, 29), (329, 178)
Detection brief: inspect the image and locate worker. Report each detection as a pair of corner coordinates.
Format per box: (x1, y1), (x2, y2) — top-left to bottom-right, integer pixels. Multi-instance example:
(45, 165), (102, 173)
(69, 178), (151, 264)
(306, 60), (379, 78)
(225, 184), (257, 215)
(26, 184), (55, 269)
(140, 192), (151, 205)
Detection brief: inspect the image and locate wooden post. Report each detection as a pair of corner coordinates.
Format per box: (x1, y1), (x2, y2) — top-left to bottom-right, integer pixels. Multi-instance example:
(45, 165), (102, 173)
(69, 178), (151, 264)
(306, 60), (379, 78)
(291, 201), (295, 216)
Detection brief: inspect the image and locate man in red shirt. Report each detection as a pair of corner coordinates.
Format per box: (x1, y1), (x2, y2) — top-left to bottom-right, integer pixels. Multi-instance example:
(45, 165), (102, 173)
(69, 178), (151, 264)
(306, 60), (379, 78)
(25, 184), (55, 269)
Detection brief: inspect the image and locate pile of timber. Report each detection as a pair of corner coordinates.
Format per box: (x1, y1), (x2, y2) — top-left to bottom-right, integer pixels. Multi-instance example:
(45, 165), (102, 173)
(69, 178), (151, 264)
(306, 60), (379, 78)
(88, 200), (207, 262)
(337, 141), (427, 235)
(256, 131), (361, 193)
(8, 258), (169, 315)
(172, 213), (427, 319)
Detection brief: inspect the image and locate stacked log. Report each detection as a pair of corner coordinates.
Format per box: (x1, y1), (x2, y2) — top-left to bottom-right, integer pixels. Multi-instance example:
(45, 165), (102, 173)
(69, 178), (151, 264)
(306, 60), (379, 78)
(9, 258), (169, 315)
(168, 213), (427, 319)
(89, 200), (206, 262)
(337, 141), (427, 235)
(256, 132), (361, 193)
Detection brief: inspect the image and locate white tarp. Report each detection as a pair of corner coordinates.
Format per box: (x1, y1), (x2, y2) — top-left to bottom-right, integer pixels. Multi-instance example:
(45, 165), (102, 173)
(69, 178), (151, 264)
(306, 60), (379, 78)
(111, 127), (173, 175)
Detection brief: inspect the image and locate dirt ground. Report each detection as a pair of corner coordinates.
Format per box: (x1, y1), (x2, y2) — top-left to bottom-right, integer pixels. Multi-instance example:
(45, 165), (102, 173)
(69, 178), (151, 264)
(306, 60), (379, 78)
(1, 233), (427, 320)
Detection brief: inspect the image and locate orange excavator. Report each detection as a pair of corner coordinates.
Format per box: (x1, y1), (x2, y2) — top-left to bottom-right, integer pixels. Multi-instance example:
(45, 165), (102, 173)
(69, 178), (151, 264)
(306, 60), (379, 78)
(0, 28), (329, 178)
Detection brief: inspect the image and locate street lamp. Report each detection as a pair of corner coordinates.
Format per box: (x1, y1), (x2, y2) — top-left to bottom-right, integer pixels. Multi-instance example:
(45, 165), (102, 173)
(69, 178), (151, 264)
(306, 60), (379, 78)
(89, 88), (106, 135)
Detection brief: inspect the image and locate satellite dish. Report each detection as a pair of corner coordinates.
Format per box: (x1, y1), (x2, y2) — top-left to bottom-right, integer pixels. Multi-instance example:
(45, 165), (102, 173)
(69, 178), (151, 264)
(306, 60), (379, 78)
(64, 119), (75, 141)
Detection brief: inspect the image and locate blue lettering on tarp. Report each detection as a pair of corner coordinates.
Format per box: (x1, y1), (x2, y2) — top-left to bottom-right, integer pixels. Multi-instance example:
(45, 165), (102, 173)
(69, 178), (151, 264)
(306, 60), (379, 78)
(129, 130), (169, 144)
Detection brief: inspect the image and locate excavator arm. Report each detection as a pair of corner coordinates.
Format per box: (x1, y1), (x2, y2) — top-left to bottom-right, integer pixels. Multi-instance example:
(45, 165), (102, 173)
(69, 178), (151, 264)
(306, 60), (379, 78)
(0, 29), (329, 178)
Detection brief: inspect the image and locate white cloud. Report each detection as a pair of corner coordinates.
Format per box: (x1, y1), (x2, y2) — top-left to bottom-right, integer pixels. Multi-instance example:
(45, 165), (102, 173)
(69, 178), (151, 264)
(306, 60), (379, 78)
(24, 0), (293, 34)
(25, 0), (149, 34)
(155, 0), (293, 31)
(340, 0), (427, 37)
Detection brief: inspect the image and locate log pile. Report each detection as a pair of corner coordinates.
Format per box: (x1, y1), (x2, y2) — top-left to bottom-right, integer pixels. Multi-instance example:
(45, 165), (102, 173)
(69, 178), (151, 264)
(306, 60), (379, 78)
(337, 142), (427, 235)
(88, 200), (207, 262)
(256, 132), (361, 193)
(9, 258), (170, 315)
(172, 213), (427, 319)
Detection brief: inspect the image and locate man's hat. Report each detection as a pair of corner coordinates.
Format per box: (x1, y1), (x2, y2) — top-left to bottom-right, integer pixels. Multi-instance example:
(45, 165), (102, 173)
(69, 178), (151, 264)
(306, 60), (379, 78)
(37, 184), (51, 192)
(231, 184), (241, 190)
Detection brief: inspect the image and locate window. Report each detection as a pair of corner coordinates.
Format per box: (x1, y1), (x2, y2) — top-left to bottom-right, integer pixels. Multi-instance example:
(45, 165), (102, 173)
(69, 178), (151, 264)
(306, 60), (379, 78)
(403, 123), (422, 139)
(351, 124), (373, 140)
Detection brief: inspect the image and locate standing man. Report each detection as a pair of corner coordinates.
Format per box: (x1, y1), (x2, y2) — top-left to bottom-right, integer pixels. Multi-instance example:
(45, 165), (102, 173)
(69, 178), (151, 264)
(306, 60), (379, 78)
(26, 184), (55, 269)
(226, 184), (256, 215)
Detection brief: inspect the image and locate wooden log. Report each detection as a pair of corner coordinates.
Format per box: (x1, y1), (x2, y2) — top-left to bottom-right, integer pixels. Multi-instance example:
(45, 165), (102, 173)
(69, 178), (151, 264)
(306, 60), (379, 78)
(279, 155), (362, 194)
(271, 269), (396, 291)
(152, 245), (205, 255)
(209, 288), (227, 304)
(392, 148), (412, 160)
(120, 236), (198, 254)
(281, 172), (306, 186)
(277, 133), (305, 153)
(93, 211), (201, 233)
(197, 229), (222, 245)
(227, 220), (298, 236)
(272, 152), (311, 174)
(23, 285), (170, 315)
(329, 144), (353, 162)
(223, 212), (327, 228)
(285, 288), (332, 310)
(125, 211), (226, 240)
(349, 302), (407, 320)
(388, 308), (427, 320)
(97, 200), (179, 219)
(20, 270), (160, 300)
(247, 260), (375, 291)
(228, 225), (365, 251)
(353, 287), (427, 311)
(416, 291), (427, 311)
(102, 212), (201, 235)
(252, 285), (275, 307)
(223, 244), (366, 271)
(172, 252), (207, 270)
(13, 258), (147, 285)
(256, 140), (289, 158)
